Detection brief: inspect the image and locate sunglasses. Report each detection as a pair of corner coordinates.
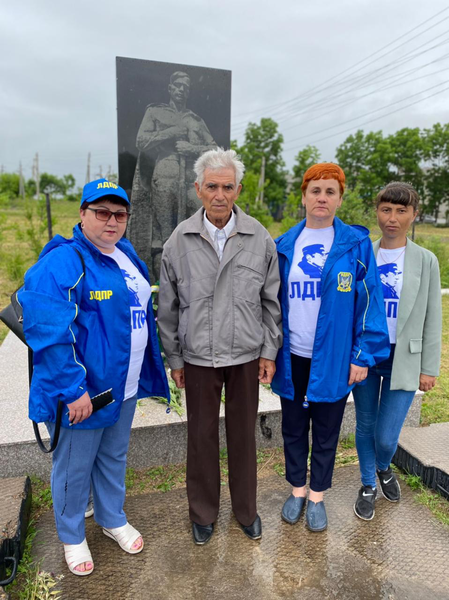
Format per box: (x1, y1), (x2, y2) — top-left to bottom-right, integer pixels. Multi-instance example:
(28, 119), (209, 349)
(86, 207), (131, 223)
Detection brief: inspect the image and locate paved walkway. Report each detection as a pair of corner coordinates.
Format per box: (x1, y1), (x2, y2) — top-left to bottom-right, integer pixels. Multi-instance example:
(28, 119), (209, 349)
(32, 464), (449, 600)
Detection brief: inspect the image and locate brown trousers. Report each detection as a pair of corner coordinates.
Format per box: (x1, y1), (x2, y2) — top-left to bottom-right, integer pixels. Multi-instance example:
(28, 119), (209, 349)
(184, 359), (259, 527)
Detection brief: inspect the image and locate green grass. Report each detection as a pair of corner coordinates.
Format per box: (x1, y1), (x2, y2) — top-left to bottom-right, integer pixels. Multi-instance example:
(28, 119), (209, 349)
(402, 473), (449, 527)
(5, 520), (64, 600)
(339, 434), (356, 450)
(28, 476), (53, 513)
(0, 197), (79, 344)
(420, 295), (449, 426)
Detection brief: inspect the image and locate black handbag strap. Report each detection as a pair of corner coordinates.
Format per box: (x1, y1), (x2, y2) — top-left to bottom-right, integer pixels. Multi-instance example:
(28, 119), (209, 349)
(28, 246), (86, 453)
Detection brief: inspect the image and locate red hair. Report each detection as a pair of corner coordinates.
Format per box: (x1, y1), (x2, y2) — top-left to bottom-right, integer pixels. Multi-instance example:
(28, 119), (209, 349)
(301, 163), (345, 195)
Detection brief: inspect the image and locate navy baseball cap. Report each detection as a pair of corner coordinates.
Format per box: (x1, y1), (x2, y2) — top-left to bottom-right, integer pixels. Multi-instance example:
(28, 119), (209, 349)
(81, 179), (130, 206)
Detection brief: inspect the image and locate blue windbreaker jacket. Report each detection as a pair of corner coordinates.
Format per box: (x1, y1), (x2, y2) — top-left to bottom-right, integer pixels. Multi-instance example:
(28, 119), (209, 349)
(271, 217), (389, 402)
(18, 224), (170, 429)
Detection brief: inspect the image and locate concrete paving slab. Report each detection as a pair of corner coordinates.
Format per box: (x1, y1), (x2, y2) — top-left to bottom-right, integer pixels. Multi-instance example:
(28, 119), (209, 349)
(0, 478), (28, 542)
(0, 332), (423, 478)
(32, 464), (449, 600)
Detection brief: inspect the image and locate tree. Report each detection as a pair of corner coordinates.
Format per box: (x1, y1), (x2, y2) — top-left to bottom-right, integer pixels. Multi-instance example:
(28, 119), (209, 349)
(280, 192), (301, 234)
(292, 145), (321, 197)
(236, 170), (273, 229)
(63, 174), (76, 192)
(40, 172), (76, 197)
(236, 118), (287, 218)
(387, 128), (425, 196)
(40, 173), (66, 197)
(336, 130), (393, 202)
(337, 186), (375, 229)
(422, 122), (449, 218)
(0, 173), (20, 199)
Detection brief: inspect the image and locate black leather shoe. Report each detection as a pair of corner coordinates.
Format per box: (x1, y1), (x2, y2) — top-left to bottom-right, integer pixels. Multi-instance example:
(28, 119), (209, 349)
(240, 514), (262, 540)
(192, 522), (214, 545)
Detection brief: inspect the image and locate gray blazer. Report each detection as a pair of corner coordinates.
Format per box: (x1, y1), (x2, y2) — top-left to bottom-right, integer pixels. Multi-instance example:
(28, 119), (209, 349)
(373, 238), (442, 391)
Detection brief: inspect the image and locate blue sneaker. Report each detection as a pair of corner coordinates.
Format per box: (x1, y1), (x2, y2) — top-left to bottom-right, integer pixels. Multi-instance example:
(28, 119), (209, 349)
(281, 494), (306, 524)
(306, 500), (327, 532)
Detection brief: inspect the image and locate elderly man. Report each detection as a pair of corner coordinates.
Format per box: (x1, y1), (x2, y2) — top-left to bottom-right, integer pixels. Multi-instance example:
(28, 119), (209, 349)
(158, 148), (282, 545)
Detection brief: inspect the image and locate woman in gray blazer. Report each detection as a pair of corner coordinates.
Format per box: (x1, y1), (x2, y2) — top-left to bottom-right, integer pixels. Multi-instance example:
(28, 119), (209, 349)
(352, 182), (442, 521)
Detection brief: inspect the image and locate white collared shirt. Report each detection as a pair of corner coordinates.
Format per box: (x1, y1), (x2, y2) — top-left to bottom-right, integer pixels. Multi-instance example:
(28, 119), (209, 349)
(203, 210), (236, 262)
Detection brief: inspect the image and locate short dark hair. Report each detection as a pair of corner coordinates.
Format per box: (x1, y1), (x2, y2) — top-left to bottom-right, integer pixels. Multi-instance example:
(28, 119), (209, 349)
(170, 71), (190, 85)
(80, 196), (129, 211)
(375, 182), (419, 211)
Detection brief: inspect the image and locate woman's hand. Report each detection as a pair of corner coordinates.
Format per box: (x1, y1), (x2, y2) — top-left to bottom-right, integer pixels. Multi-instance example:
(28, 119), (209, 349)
(419, 374), (436, 392)
(67, 391), (93, 425)
(348, 364), (368, 385)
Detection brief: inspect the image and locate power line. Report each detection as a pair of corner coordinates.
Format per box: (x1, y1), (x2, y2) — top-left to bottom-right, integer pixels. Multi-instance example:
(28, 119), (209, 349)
(232, 31), (449, 135)
(284, 78), (449, 146)
(232, 6), (449, 123)
(275, 55), (449, 135)
(283, 82), (449, 151)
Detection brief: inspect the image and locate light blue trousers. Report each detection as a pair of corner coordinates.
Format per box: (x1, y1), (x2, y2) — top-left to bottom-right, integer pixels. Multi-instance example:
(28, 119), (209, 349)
(46, 396), (137, 544)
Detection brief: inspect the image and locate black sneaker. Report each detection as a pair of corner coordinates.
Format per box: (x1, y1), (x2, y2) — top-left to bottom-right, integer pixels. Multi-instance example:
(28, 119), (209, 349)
(377, 467), (401, 502)
(354, 485), (377, 521)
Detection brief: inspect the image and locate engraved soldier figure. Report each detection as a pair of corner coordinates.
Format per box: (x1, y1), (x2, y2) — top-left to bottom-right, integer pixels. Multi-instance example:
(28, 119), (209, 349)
(128, 71), (216, 281)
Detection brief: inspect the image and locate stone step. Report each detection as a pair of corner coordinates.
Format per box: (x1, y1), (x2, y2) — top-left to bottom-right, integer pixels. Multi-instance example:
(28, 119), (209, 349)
(0, 332), (422, 479)
(394, 422), (449, 499)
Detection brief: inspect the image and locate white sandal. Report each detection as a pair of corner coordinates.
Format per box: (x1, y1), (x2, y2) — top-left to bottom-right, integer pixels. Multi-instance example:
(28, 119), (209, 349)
(64, 538), (94, 576)
(102, 522), (144, 554)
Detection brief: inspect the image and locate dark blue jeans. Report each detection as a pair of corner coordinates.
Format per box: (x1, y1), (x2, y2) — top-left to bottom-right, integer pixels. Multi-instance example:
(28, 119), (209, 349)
(352, 346), (415, 488)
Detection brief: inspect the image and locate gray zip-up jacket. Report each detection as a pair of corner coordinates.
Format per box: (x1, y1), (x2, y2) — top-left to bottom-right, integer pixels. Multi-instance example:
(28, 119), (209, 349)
(158, 205), (283, 369)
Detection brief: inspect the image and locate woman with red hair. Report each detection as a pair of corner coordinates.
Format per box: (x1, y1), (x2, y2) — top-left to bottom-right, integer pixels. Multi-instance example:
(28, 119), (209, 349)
(271, 163), (389, 531)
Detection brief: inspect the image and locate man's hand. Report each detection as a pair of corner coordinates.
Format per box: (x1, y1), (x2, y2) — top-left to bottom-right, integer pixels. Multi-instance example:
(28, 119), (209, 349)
(259, 358), (276, 384)
(419, 373), (436, 392)
(67, 391), (93, 425)
(171, 368), (185, 389)
(175, 141), (196, 156)
(348, 364), (368, 385)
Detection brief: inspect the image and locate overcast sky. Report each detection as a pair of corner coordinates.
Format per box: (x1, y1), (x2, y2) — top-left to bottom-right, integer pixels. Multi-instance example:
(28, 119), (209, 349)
(2, 0), (449, 187)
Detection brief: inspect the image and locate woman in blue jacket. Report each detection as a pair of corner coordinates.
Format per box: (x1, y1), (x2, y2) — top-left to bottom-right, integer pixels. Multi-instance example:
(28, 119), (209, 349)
(19, 179), (169, 576)
(272, 163), (389, 531)
(352, 182), (442, 521)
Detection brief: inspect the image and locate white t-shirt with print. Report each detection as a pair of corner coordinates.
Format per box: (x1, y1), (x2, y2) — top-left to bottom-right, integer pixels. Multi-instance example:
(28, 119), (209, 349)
(288, 226), (334, 358)
(107, 247), (152, 400)
(376, 246), (405, 344)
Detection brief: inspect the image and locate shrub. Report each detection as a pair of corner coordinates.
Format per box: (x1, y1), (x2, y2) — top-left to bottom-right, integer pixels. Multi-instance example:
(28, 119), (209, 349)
(415, 236), (449, 288)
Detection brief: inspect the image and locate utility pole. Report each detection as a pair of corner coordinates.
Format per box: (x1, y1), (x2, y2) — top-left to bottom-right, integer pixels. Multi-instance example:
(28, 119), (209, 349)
(255, 155), (266, 205)
(45, 192), (53, 240)
(32, 153), (40, 199)
(85, 152), (91, 184)
(19, 162), (25, 198)
(0, 165), (4, 175)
